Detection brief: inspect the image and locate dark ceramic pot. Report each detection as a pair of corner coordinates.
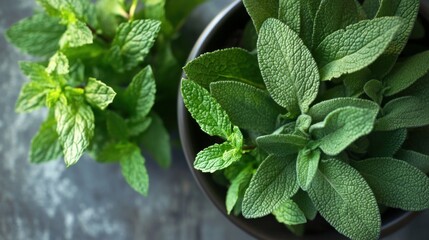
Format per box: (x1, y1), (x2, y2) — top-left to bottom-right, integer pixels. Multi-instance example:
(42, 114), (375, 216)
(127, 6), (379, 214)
(178, 1), (429, 239)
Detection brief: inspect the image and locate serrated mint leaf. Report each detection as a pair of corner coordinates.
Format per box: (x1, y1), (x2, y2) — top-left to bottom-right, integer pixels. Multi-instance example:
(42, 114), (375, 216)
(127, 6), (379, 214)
(143, 0), (173, 36)
(5, 13), (65, 56)
(292, 190), (317, 221)
(181, 80), (232, 138)
(278, 0), (300, 33)
(243, 0), (278, 33)
(308, 97), (379, 123)
(273, 199), (307, 225)
(126, 117), (152, 137)
(125, 66), (156, 119)
(396, 149), (429, 174)
(297, 149), (320, 190)
(375, 96), (429, 131)
(364, 79), (383, 104)
(310, 106), (378, 156)
(256, 134), (308, 156)
(84, 78), (116, 110)
(258, 18), (319, 115)
(384, 51), (429, 96)
(312, 0), (359, 48)
(299, 0), (321, 47)
(367, 129), (406, 157)
(55, 101), (94, 167)
(226, 166), (252, 214)
(30, 116), (62, 163)
(119, 143), (149, 196)
(47, 51), (69, 75)
(139, 113), (171, 169)
(38, 0), (98, 26)
(184, 48), (264, 90)
(242, 155), (298, 218)
(106, 111), (128, 141)
(96, 141), (133, 163)
(16, 82), (51, 112)
(108, 19), (161, 72)
(314, 17), (402, 81)
(194, 142), (241, 173)
(308, 159), (380, 240)
(210, 81), (283, 134)
(352, 157), (429, 211)
(60, 21), (93, 48)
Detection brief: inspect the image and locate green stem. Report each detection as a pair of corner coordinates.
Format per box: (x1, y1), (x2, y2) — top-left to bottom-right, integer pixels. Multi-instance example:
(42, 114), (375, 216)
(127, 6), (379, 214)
(129, 0), (139, 21)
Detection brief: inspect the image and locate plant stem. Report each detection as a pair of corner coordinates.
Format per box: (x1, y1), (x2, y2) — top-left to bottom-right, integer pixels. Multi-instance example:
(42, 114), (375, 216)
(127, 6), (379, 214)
(129, 0), (139, 21)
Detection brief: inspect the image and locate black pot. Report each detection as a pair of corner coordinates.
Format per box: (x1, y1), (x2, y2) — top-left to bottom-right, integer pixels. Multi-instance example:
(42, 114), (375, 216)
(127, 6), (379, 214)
(178, 1), (428, 239)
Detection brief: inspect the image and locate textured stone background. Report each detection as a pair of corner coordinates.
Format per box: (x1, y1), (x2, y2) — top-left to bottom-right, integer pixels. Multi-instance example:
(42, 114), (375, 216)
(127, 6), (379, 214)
(0, 0), (428, 239)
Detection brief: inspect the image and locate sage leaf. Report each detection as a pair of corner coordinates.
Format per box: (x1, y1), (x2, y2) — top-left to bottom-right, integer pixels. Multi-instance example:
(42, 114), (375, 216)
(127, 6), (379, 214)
(364, 79), (383, 104)
(273, 199), (307, 225)
(314, 16), (402, 81)
(278, 0), (300, 33)
(30, 116), (62, 163)
(226, 166), (253, 214)
(299, 0), (321, 47)
(194, 142), (241, 173)
(243, 0), (278, 32)
(256, 134), (308, 156)
(258, 18), (319, 115)
(362, 0), (380, 18)
(242, 155), (298, 218)
(84, 78), (116, 110)
(292, 190), (317, 221)
(367, 129), (406, 157)
(396, 149), (429, 174)
(119, 143), (149, 196)
(343, 68), (372, 97)
(352, 158), (429, 211)
(297, 149), (321, 190)
(210, 81), (283, 134)
(308, 159), (380, 240)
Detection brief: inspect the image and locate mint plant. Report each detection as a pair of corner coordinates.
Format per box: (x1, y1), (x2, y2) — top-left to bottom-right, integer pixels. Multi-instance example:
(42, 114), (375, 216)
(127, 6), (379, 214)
(181, 0), (429, 239)
(6, 0), (203, 196)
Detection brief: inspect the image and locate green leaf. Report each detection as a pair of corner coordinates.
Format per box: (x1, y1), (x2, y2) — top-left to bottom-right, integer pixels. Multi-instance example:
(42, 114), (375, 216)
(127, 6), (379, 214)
(37, 0), (98, 26)
(126, 117), (152, 137)
(226, 166), (253, 214)
(84, 78), (116, 110)
(243, 0), (278, 33)
(181, 80), (232, 138)
(19, 62), (52, 83)
(242, 155), (298, 218)
(364, 79), (383, 104)
(314, 16), (402, 81)
(295, 114), (312, 134)
(194, 142), (241, 173)
(55, 101), (94, 167)
(352, 158), (429, 211)
(125, 66), (156, 119)
(210, 81), (283, 134)
(108, 19), (161, 72)
(139, 113), (171, 168)
(367, 129), (406, 157)
(308, 97), (379, 123)
(47, 51), (70, 75)
(312, 0), (359, 48)
(343, 68), (372, 97)
(273, 199), (307, 225)
(16, 82), (51, 112)
(183, 48), (264, 90)
(95, 0), (126, 36)
(310, 106), (378, 156)
(240, 21), (258, 52)
(256, 134), (308, 156)
(396, 149), (429, 174)
(258, 18), (319, 115)
(375, 96), (429, 131)
(119, 143), (149, 196)
(292, 190), (317, 221)
(297, 149), (320, 190)
(143, 0), (173, 36)
(106, 111), (128, 141)
(278, 0), (300, 34)
(59, 21), (93, 48)
(30, 116), (62, 163)
(308, 159), (381, 240)
(96, 141), (134, 163)
(384, 51), (429, 96)
(362, 0), (380, 18)
(5, 13), (65, 56)
(299, 0), (321, 47)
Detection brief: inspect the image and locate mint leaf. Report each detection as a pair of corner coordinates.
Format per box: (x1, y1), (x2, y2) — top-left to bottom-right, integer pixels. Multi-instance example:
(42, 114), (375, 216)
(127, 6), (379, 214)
(308, 97), (379, 122)
(258, 18), (319, 115)
(297, 149), (320, 190)
(256, 134), (308, 156)
(96, 142), (134, 163)
(106, 111), (128, 141)
(314, 17), (402, 81)
(30, 116), (62, 163)
(308, 159), (380, 240)
(139, 113), (171, 169)
(210, 81), (283, 134)
(242, 155), (298, 218)
(367, 129), (406, 157)
(108, 19), (161, 72)
(310, 106), (378, 156)
(126, 117), (152, 137)
(183, 48), (264, 90)
(278, 0), (300, 33)
(312, 0), (359, 48)
(364, 79), (383, 104)
(16, 82), (51, 112)
(119, 143), (149, 196)
(181, 80), (232, 138)
(375, 96), (429, 131)
(125, 66), (156, 119)
(243, 0), (278, 32)
(84, 78), (116, 110)
(60, 21), (93, 48)
(143, 0), (173, 36)
(47, 51), (70, 75)
(194, 142), (241, 173)
(5, 13), (65, 56)
(292, 190), (317, 221)
(384, 51), (429, 96)
(352, 157), (429, 211)
(273, 199), (307, 225)
(55, 101), (94, 166)
(19, 62), (52, 83)
(396, 149), (429, 174)
(37, 0), (98, 26)
(226, 166), (252, 214)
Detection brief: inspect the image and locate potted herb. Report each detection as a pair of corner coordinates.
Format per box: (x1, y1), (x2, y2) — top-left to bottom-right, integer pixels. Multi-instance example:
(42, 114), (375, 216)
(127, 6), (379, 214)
(179, 0), (429, 239)
(5, 0), (203, 196)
